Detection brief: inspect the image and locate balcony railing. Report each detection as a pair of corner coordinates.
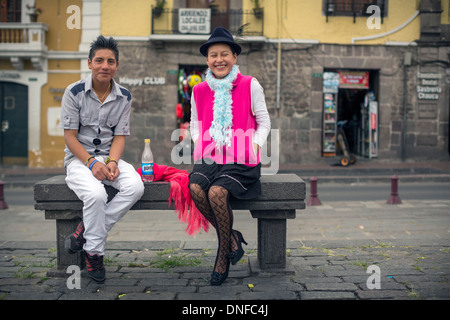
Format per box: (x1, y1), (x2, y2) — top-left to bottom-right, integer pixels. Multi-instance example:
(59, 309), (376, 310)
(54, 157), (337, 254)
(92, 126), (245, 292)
(151, 8), (264, 36)
(0, 22), (48, 49)
(0, 23), (48, 70)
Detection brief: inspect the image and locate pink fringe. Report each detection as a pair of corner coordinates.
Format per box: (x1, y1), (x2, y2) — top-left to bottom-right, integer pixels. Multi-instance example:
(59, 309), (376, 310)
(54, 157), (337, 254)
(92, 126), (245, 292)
(137, 163), (209, 236)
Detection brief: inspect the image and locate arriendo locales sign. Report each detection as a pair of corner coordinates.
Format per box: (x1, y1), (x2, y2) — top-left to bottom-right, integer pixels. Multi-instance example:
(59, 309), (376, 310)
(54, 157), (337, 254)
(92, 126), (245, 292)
(178, 8), (211, 34)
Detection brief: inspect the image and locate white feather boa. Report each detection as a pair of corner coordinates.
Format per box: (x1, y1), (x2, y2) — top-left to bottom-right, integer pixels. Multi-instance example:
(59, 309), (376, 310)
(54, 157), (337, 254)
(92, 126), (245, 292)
(205, 65), (239, 148)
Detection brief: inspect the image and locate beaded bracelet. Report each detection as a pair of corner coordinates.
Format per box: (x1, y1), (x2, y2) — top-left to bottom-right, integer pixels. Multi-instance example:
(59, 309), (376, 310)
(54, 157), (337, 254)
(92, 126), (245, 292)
(85, 155), (95, 167)
(89, 159), (98, 170)
(105, 156), (118, 165)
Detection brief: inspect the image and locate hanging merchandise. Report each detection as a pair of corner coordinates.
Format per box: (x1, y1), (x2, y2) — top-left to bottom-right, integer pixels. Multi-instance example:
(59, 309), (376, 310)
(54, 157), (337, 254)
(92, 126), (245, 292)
(178, 69), (185, 98)
(176, 103), (184, 119)
(178, 69), (190, 102)
(361, 91), (378, 158)
(187, 74), (202, 88)
(323, 72), (339, 93)
(369, 101), (378, 158)
(322, 72), (339, 156)
(177, 67), (207, 132)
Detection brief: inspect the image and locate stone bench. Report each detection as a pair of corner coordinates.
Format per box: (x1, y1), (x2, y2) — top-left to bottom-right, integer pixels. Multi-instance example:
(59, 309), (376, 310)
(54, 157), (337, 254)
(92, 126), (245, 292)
(34, 174), (305, 274)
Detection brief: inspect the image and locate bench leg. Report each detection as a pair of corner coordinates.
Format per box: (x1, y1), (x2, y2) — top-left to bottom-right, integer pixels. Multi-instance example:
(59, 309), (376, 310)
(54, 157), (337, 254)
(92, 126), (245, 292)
(257, 218), (286, 269)
(250, 210), (295, 270)
(55, 219), (85, 271)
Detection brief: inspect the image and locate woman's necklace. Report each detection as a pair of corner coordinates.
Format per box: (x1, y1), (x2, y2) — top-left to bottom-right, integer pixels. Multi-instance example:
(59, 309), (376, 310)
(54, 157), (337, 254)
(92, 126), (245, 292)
(95, 82), (111, 103)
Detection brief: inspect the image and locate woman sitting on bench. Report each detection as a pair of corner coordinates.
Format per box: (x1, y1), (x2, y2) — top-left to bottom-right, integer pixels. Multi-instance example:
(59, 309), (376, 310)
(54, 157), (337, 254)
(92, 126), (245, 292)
(188, 27), (271, 286)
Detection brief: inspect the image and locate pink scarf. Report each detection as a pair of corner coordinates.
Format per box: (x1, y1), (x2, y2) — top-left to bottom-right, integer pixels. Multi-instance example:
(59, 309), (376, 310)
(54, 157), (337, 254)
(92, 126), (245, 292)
(137, 163), (209, 236)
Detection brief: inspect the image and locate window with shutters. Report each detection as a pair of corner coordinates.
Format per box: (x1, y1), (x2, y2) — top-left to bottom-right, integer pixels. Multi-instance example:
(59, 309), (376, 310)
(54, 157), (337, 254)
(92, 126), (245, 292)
(0, 0), (22, 22)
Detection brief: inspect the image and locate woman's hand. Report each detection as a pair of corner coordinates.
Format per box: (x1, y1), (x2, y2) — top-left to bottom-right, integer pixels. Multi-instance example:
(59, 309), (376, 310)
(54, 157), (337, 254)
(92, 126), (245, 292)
(253, 143), (260, 154)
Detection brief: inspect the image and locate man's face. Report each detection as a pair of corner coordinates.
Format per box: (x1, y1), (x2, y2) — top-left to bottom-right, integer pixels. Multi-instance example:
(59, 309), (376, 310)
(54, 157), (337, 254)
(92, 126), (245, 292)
(206, 43), (237, 79)
(88, 49), (118, 85)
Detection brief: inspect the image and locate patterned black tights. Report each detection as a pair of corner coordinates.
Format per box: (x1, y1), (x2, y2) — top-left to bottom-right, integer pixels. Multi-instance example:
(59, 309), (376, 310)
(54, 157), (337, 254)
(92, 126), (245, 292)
(190, 183), (234, 274)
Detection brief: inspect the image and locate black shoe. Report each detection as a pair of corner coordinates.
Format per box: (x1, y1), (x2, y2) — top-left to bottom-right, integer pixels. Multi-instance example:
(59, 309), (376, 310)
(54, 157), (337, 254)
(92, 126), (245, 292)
(211, 250), (231, 286)
(85, 252), (105, 283)
(229, 230), (248, 265)
(210, 269), (229, 286)
(65, 221), (85, 254)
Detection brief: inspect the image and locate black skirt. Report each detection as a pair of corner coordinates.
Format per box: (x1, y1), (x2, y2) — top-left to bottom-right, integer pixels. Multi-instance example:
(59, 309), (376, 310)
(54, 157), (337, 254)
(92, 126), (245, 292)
(189, 161), (261, 200)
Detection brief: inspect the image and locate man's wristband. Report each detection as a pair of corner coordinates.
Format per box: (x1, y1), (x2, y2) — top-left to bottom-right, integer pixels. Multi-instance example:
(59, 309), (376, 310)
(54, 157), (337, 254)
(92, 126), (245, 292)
(89, 159), (98, 170)
(105, 156), (118, 165)
(85, 156), (95, 166)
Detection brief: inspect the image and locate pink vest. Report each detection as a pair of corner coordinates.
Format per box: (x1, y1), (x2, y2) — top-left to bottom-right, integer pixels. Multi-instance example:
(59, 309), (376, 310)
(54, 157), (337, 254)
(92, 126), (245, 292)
(193, 73), (260, 166)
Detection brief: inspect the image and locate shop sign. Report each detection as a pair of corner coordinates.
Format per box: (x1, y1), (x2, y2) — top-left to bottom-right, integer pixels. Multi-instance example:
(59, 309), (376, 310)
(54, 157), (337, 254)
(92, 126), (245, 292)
(338, 71), (369, 89)
(178, 8), (211, 34)
(0, 72), (21, 80)
(50, 87), (65, 102)
(417, 72), (441, 100)
(119, 77), (166, 87)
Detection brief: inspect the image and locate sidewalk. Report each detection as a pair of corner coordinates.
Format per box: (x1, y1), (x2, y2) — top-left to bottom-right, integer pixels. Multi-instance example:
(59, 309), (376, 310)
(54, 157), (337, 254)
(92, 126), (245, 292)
(0, 198), (449, 301)
(279, 159), (450, 183)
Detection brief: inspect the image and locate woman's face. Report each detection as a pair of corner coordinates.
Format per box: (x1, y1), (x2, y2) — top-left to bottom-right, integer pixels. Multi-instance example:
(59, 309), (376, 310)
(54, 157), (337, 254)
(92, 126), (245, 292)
(206, 43), (237, 79)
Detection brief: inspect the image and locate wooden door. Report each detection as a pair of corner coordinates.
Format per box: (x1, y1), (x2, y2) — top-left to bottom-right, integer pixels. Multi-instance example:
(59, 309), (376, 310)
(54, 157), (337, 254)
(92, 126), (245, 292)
(0, 82), (28, 165)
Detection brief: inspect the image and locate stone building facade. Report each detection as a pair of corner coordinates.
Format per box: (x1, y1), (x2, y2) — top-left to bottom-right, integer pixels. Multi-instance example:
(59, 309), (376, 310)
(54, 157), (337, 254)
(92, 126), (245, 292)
(117, 40), (450, 168)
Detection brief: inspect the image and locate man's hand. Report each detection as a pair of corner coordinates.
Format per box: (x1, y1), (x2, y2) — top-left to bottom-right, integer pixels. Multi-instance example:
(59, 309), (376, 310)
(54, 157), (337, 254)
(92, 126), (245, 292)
(106, 161), (120, 181)
(91, 161), (113, 181)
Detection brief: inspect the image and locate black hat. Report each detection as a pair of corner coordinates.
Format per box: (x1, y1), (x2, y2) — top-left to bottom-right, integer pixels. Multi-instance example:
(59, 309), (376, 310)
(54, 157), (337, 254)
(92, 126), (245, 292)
(199, 27), (241, 57)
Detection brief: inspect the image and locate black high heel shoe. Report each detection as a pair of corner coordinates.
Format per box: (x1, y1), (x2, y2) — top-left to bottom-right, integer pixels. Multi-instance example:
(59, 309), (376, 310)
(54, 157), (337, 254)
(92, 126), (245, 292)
(210, 267), (229, 286)
(210, 253), (230, 286)
(229, 230), (248, 265)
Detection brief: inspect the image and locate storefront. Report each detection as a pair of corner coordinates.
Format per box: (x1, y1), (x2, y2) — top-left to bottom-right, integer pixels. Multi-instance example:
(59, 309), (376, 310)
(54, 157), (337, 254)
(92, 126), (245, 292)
(322, 69), (379, 165)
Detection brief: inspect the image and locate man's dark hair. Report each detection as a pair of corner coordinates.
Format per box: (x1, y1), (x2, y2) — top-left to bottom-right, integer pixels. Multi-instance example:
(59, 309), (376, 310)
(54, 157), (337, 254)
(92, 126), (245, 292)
(89, 35), (119, 62)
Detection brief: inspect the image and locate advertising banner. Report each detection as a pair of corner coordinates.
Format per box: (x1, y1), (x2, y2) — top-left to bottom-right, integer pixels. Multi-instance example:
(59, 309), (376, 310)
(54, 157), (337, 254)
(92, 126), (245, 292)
(339, 71), (369, 89)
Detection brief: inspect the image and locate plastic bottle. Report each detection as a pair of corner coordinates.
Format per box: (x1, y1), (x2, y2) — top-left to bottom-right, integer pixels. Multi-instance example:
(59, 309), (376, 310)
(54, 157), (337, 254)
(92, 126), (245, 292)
(141, 138), (154, 182)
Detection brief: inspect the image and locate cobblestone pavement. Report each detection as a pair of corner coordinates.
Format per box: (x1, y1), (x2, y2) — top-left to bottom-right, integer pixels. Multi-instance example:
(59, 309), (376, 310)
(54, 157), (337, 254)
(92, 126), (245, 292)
(0, 241), (449, 301)
(0, 199), (449, 301)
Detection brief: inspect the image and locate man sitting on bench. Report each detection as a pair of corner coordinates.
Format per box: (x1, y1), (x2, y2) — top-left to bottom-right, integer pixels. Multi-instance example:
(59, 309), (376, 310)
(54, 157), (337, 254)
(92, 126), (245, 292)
(60, 35), (144, 283)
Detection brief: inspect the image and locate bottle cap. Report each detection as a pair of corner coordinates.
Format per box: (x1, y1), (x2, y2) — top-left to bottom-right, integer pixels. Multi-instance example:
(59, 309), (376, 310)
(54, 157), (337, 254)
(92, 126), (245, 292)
(145, 139), (150, 143)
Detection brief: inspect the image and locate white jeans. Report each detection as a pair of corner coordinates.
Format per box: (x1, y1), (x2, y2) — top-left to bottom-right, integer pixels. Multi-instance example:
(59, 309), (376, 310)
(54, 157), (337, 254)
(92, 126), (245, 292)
(65, 157), (144, 256)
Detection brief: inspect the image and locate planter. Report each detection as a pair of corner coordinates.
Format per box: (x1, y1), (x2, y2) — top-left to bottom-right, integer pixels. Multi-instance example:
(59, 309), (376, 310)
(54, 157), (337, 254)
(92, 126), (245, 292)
(253, 7), (263, 19)
(153, 7), (163, 17)
(209, 4), (219, 14)
(29, 13), (38, 22)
